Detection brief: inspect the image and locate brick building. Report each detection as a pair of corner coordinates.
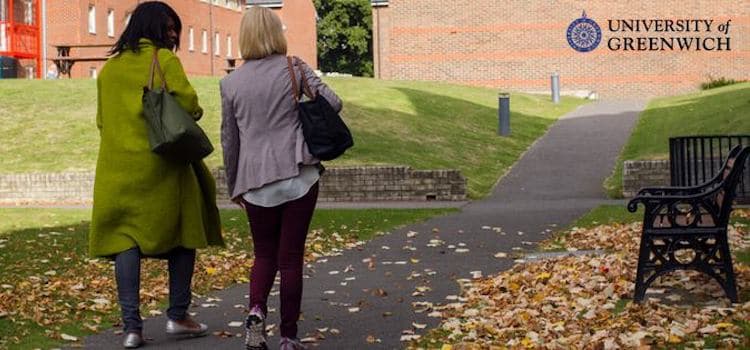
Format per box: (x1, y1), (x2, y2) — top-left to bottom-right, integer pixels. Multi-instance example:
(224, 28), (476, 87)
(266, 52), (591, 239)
(372, 1), (749, 98)
(44, 0), (316, 78)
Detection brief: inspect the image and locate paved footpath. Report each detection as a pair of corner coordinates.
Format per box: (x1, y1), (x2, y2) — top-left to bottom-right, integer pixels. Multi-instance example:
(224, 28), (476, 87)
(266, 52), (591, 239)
(84, 100), (644, 349)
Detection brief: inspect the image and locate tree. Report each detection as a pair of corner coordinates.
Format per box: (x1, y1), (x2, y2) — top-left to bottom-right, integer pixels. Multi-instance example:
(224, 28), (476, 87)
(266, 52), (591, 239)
(314, 0), (373, 77)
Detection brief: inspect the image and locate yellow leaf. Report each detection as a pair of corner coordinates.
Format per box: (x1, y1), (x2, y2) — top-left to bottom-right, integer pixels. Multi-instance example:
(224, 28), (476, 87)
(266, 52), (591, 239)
(536, 272), (551, 280)
(205, 267), (217, 275)
(532, 293), (545, 303)
(716, 322), (734, 329)
(441, 345), (453, 350)
(668, 335), (682, 343)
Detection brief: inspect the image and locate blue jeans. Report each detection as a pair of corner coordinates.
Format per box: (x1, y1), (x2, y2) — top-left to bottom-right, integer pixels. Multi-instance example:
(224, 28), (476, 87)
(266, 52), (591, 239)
(115, 247), (196, 333)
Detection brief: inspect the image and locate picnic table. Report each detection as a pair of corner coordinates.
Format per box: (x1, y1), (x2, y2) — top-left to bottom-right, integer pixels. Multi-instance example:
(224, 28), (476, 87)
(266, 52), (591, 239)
(50, 43), (112, 78)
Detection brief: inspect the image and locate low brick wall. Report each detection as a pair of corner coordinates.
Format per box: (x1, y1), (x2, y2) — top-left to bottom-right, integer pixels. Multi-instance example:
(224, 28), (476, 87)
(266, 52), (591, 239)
(318, 166), (466, 201)
(0, 172), (95, 204)
(0, 166), (467, 204)
(622, 160), (670, 197)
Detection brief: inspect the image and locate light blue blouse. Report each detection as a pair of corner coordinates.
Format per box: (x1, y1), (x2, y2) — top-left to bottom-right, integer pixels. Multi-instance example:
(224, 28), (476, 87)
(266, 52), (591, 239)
(242, 165), (320, 207)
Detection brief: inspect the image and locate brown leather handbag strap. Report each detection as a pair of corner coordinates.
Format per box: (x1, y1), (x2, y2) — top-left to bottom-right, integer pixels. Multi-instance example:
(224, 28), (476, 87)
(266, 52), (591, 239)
(293, 56), (316, 98)
(148, 49), (167, 90)
(286, 56), (300, 102)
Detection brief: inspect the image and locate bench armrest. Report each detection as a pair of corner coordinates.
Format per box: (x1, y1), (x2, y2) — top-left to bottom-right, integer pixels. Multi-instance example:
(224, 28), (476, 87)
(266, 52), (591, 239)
(628, 191), (723, 229)
(636, 186), (706, 197)
(627, 190), (718, 212)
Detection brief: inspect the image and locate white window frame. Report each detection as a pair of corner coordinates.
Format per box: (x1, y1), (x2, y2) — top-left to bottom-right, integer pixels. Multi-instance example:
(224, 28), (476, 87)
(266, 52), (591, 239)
(107, 9), (115, 37)
(125, 12), (131, 27)
(23, 1), (33, 24)
(214, 32), (220, 56)
(188, 27), (195, 52)
(89, 67), (97, 79)
(201, 30), (208, 53)
(226, 35), (232, 57)
(88, 5), (96, 34)
(0, 24), (7, 51)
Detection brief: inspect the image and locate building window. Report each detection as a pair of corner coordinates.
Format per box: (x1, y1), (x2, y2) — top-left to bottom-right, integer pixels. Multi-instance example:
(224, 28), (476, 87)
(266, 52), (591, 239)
(88, 5), (96, 34)
(89, 67), (97, 79)
(201, 30), (207, 53)
(226, 35), (232, 57)
(188, 27), (195, 52)
(107, 9), (115, 37)
(214, 32), (220, 56)
(23, 0), (33, 24)
(0, 24), (6, 52)
(247, 0), (283, 8)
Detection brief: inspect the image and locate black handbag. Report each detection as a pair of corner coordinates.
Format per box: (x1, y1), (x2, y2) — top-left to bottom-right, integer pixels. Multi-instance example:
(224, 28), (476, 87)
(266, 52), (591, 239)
(142, 49), (214, 162)
(286, 56), (352, 161)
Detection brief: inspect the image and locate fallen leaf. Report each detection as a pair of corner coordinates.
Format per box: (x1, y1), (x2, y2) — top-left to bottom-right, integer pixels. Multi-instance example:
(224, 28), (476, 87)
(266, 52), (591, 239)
(61, 333), (78, 341)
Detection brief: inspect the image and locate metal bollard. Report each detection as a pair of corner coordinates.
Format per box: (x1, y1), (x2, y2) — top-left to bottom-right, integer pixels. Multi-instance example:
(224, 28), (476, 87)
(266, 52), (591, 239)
(551, 72), (560, 104)
(498, 92), (510, 136)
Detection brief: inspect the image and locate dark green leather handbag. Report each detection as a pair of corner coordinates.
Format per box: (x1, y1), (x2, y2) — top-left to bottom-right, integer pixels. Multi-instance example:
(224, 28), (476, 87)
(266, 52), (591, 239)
(142, 49), (213, 162)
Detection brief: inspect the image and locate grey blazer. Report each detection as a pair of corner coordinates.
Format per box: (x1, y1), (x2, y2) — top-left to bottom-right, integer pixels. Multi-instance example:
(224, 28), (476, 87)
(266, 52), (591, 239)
(220, 54), (343, 199)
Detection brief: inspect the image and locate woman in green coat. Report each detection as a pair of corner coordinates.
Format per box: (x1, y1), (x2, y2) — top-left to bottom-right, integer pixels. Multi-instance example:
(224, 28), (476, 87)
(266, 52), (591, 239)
(89, 2), (223, 348)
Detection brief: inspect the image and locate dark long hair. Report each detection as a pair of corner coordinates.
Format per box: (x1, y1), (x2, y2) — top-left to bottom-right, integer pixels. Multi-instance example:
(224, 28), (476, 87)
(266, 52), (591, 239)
(109, 1), (182, 55)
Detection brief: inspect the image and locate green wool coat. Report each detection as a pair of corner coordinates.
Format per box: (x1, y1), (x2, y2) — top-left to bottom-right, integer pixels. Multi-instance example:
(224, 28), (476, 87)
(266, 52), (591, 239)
(90, 40), (224, 257)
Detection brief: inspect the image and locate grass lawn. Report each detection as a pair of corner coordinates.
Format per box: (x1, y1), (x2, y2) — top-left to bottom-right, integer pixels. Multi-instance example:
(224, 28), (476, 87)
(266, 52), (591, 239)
(604, 82), (750, 197)
(568, 204), (642, 228)
(0, 77), (585, 198)
(0, 207), (455, 350)
(0, 208), (91, 235)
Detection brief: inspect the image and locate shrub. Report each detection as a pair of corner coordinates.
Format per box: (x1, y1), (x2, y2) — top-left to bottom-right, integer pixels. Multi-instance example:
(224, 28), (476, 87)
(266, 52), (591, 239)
(701, 76), (746, 90)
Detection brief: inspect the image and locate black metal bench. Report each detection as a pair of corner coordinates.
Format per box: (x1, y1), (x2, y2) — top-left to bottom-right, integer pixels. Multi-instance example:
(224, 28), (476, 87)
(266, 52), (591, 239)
(627, 145), (750, 303)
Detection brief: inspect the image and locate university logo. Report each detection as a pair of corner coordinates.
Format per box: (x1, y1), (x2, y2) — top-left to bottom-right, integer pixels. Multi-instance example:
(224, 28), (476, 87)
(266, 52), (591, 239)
(567, 11), (602, 52)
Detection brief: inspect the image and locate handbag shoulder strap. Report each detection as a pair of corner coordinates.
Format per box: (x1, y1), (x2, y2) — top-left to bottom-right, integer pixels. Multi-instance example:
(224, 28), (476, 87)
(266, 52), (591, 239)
(286, 56), (315, 100)
(293, 56), (316, 98)
(286, 56), (300, 102)
(148, 48), (167, 90)
(292, 56), (317, 98)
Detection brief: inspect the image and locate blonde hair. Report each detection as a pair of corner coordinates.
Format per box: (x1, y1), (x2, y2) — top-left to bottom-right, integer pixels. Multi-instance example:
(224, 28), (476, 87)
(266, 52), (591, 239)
(239, 6), (287, 60)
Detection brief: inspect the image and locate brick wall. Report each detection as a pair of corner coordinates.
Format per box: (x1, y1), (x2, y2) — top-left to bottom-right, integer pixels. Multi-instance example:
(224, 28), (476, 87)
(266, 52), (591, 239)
(0, 166), (467, 204)
(0, 172), (94, 203)
(45, 0), (317, 78)
(373, 1), (749, 98)
(317, 166), (466, 201)
(622, 160), (670, 197)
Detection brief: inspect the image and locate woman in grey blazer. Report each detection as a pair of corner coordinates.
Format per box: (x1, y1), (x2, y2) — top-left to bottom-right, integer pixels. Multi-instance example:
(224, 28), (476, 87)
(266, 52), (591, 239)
(220, 6), (342, 350)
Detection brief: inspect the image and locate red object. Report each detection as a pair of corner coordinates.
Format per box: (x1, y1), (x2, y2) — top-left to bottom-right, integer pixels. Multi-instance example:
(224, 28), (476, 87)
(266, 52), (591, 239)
(0, 0), (42, 78)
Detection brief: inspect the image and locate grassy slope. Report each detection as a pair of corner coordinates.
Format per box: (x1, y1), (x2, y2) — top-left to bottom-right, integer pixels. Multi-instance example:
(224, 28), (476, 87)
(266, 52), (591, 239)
(605, 82), (750, 197)
(0, 77), (585, 198)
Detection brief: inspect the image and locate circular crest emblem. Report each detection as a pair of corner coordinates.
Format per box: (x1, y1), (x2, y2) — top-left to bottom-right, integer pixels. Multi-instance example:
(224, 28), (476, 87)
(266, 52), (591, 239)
(567, 11), (601, 52)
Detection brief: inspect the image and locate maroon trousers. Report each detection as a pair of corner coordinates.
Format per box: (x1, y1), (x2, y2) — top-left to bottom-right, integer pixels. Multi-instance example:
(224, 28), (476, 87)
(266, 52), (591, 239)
(243, 183), (318, 338)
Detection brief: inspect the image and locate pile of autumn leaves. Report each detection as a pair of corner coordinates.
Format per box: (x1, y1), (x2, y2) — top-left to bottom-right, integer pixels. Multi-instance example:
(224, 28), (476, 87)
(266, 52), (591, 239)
(0, 225), (361, 346)
(424, 210), (750, 349)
